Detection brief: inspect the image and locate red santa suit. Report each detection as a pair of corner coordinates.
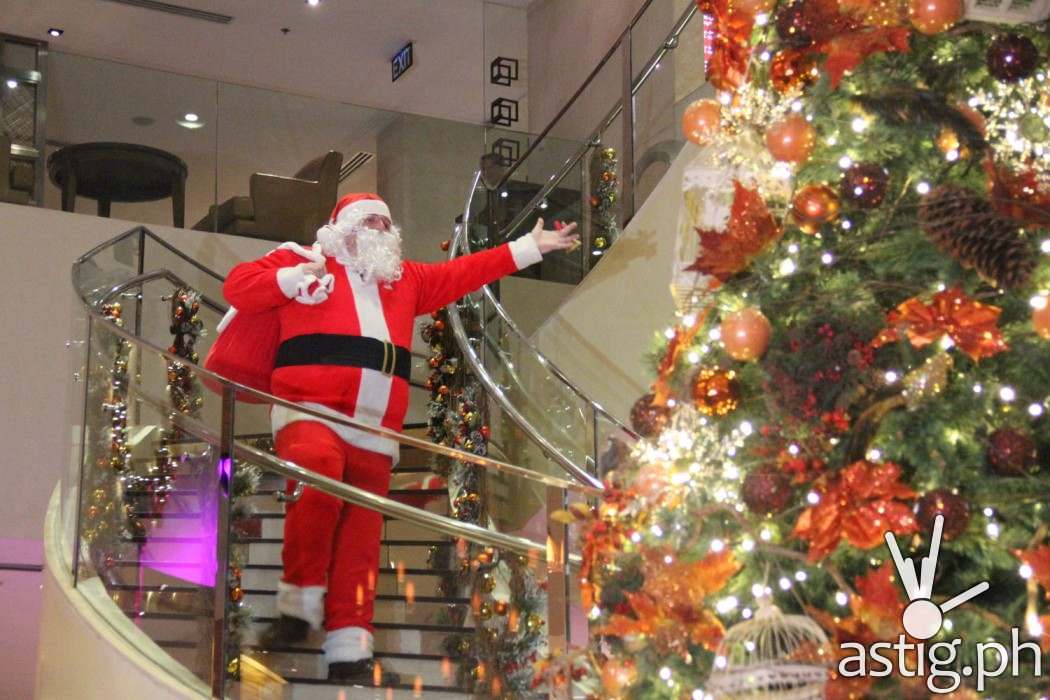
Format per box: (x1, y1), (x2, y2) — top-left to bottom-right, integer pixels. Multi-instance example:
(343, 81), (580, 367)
(222, 193), (542, 663)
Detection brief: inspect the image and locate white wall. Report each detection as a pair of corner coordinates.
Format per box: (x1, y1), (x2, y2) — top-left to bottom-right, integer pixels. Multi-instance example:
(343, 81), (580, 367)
(529, 142), (699, 421)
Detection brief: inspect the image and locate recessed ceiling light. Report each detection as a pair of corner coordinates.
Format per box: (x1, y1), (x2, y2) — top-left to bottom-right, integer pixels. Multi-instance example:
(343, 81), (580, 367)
(48, 28), (64, 37)
(306, 0), (321, 5)
(5, 79), (17, 89)
(177, 113), (204, 129)
(183, 112), (199, 122)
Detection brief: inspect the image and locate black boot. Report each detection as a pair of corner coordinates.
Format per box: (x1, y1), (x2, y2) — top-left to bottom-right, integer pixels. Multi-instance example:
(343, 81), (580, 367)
(328, 658), (401, 686)
(257, 614), (310, 648)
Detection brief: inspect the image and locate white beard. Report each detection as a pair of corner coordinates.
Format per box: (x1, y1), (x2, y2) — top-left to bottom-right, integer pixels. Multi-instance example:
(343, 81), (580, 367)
(317, 222), (403, 284)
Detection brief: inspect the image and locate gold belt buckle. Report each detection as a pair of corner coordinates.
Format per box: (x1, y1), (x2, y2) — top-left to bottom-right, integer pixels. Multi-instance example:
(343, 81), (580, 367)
(381, 340), (396, 375)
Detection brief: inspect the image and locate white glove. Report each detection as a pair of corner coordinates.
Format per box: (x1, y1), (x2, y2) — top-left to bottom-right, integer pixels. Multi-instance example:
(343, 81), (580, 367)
(276, 262), (334, 305)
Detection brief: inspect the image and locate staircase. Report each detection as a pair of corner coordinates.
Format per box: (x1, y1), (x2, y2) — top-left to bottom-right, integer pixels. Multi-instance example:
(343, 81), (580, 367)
(59, 2), (710, 697)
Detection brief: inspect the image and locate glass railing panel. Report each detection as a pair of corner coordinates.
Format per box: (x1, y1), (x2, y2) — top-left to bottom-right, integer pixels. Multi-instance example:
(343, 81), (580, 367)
(74, 317), (227, 693)
(72, 230), (144, 310)
(44, 52), (218, 230)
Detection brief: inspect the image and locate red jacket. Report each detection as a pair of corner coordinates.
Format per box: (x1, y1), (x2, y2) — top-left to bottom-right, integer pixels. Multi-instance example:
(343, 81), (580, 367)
(223, 238), (541, 459)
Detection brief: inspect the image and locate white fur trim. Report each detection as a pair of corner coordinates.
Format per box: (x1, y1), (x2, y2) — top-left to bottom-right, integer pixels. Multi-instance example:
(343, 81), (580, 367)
(271, 402), (400, 464)
(277, 581), (326, 630)
(277, 241), (326, 264)
(323, 626), (374, 663)
(276, 266), (308, 298)
(509, 234), (543, 270)
(345, 270), (394, 441)
(216, 307), (237, 333)
(333, 199), (390, 227)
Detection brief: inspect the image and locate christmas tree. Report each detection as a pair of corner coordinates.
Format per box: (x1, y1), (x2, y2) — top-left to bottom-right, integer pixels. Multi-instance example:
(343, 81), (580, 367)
(569, 0), (1050, 697)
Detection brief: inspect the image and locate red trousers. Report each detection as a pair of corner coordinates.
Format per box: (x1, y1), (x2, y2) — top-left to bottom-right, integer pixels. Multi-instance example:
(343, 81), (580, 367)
(275, 420), (392, 632)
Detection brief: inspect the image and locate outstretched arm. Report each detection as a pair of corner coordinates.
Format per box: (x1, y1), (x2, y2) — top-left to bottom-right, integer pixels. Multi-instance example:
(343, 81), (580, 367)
(410, 219), (579, 315)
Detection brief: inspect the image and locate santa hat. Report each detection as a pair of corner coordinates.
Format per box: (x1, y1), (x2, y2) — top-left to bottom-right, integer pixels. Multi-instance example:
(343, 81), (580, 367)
(329, 193), (390, 228)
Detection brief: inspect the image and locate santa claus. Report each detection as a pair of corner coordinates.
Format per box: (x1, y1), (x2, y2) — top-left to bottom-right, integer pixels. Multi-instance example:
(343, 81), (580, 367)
(223, 193), (577, 685)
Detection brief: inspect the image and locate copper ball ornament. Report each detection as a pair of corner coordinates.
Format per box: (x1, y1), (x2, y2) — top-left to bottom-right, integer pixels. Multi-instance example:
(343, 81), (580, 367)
(741, 467), (793, 515)
(765, 115), (816, 163)
(841, 163), (889, 208)
(720, 307), (773, 361)
(691, 368), (742, 417)
(986, 34), (1039, 83)
(987, 427), (1038, 476)
(630, 393), (671, 437)
(1033, 295), (1050, 340)
(682, 99), (723, 146)
(792, 183), (840, 233)
(915, 489), (971, 540)
(908, 0), (963, 35)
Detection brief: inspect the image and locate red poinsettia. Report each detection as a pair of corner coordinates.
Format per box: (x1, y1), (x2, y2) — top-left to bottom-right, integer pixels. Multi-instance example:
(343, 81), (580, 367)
(794, 460), (917, 561)
(873, 287), (1007, 361)
(821, 25), (911, 88)
(697, 0), (755, 92)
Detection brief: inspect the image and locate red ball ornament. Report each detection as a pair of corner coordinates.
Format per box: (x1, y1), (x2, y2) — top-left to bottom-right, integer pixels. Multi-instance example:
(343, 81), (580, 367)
(987, 428), (1038, 476)
(908, 0), (963, 35)
(720, 307), (772, 361)
(741, 467), (793, 515)
(440, 239), (451, 252)
(915, 489), (970, 541)
(775, 1), (814, 49)
(986, 34), (1039, 83)
(682, 99), (722, 146)
(770, 50), (820, 93)
(1033, 295), (1050, 340)
(630, 393), (671, 437)
(841, 163), (889, 208)
(766, 115), (816, 163)
(792, 184), (840, 233)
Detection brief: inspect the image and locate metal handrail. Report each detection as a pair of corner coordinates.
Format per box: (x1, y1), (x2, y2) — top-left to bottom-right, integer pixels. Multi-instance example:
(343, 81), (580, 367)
(459, 173), (635, 439)
(447, 175), (611, 490)
(495, 1), (700, 241)
(99, 269), (227, 315)
(128, 381), (551, 558)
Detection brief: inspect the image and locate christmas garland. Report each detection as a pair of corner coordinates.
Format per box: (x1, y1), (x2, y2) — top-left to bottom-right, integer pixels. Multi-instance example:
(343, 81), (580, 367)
(422, 293), (548, 698)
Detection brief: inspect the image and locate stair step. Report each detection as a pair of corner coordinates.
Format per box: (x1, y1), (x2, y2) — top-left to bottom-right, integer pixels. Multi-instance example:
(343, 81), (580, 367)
(251, 617), (470, 634)
(243, 649), (463, 689)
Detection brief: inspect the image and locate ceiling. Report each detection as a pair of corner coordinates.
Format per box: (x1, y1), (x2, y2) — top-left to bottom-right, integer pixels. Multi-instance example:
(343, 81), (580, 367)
(2, 0), (530, 125)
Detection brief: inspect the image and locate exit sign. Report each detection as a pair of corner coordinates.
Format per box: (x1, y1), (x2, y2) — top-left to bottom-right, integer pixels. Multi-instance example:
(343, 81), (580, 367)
(391, 42), (413, 82)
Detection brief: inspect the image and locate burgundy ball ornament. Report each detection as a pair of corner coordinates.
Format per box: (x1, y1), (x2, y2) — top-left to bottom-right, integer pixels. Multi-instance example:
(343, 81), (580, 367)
(841, 163), (889, 209)
(916, 489), (971, 541)
(741, 467), (793, 515)
(987, 427), (1038, 475)
(986, 34), (1039, 83)
(630, 393), (671, 438)
(776, 1), (814, 49)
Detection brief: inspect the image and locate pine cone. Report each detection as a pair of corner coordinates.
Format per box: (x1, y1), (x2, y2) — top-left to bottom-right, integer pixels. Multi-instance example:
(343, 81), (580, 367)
(919, 185), (1035, 289)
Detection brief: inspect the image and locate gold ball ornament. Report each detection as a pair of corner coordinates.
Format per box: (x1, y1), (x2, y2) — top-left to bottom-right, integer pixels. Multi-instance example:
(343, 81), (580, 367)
(720, 307), (772, 361)
(93, 488), (107, 504)
(791, 184), (840, 233)
(682, 99), (722, 146)
(770, 50), (819, 94)
(600, 658), (639, 694)
(691, 368), (742, 416)
(87, 505), (101, 520)
(478, 603), (493, 620)
(526, 613), (544, 632)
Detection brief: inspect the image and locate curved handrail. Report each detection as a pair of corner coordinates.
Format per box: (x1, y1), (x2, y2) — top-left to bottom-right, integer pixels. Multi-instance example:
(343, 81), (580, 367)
(72, 230), (599, 497)
(496, 1), (700, 241)
(446, 173), (620, 490)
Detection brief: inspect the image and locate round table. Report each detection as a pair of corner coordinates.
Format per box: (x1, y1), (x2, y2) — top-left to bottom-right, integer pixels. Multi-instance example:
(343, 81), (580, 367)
(48, 142), (188, 227)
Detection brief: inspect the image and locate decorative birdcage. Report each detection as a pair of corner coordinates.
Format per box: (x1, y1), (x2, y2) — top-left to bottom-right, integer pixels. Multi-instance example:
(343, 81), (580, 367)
(671, 269), (710, 318)
(706, 601), (832, 700)
(964, 0), (1050, 25)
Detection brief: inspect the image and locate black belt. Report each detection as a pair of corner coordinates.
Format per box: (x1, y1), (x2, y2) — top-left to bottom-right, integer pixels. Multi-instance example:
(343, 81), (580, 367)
(274, 334), (412, 381)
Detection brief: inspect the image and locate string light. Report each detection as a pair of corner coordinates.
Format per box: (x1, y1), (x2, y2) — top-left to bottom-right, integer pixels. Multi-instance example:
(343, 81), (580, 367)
(884, 370), (899, 384)
(806, 491), (820, 505)
(1029, 403), (1044, 417)
(841, 219), (852, 230)
(916, 181), (931, 195)
(1020, 563), (1034, 579)
(779, 577), (792, 590)
(999, 386), (1017, 403)
(795, 570), (807, 582)
(779, 259), (797, 275)
(821, 252), (834, 265)
(711, 539), (726, 553)
(851, 116), (869, 133)
(835, 591), (850, 606)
